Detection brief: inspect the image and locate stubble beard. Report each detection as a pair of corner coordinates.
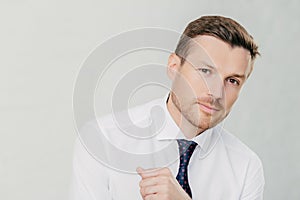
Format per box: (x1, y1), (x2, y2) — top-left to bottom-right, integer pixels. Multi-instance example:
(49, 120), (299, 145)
(171, 93), (212, 131)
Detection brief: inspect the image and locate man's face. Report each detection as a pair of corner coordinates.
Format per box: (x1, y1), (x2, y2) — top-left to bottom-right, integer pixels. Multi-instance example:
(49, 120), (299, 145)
(168, 35), (252, 131)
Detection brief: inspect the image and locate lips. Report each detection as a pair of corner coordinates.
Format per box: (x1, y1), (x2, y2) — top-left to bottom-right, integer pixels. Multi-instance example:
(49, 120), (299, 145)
(197, 103), (220, 114)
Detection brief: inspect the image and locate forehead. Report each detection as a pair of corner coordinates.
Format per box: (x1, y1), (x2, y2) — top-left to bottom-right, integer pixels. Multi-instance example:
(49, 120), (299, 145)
(185, 35), (252, 75)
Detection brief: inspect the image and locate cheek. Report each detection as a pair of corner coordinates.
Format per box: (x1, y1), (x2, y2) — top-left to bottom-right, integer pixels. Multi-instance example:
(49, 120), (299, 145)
(224, 88), (240, 109)
(173, 72), (199, 97)
(172, 67), (209, 99)
(185, 71), (209, 95)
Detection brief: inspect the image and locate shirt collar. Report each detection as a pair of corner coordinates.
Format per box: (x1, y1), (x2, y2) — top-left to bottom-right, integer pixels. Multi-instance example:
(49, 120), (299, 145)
(154, 93), (220, 155)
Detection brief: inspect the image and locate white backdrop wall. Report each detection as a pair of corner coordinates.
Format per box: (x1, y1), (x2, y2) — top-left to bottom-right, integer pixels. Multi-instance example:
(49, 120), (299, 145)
(0, 0), (299, 199)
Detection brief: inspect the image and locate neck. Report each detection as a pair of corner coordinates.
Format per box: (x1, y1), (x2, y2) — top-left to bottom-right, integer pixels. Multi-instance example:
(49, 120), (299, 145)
(166, 93), (205, 139)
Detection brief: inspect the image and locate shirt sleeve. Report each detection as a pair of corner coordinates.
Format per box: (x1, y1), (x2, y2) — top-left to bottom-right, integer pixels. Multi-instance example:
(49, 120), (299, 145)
(69, 138), (113, 200)
(240, 155), (265, 200)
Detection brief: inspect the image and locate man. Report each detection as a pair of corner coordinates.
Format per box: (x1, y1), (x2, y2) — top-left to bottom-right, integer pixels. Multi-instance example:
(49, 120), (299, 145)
(70, 16), (264, 200)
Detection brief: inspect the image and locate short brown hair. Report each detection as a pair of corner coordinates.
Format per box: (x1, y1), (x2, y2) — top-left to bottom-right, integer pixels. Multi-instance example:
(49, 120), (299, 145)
(175, 15), (260, 65)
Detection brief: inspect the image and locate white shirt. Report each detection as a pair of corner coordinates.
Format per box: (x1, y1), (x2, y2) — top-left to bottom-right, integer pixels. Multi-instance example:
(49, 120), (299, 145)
(70, 94), (265, 200)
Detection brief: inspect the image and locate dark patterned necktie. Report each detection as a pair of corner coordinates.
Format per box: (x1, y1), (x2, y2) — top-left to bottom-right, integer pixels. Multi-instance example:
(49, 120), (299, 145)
(176, 139), (198, 198)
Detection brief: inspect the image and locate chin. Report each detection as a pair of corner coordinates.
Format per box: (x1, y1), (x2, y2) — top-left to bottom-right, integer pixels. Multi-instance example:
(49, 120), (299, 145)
(198, 116), (220, 130)
(198, 124), (210, 131)
(199, 121), (213, 129)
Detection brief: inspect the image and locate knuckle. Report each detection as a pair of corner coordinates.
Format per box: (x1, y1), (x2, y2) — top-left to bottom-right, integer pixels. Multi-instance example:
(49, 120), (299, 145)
(140, 187), (144, 195)
(139, 180), (143, 187)
(144, 187), (150, 194)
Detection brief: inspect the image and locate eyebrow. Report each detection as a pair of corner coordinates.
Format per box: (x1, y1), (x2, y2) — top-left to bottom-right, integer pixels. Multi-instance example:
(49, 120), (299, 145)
(230, 74), (246, 80)
(236, 74), (246, 78)
(196, 60), (216, 69)
(199, 60), (246, 80)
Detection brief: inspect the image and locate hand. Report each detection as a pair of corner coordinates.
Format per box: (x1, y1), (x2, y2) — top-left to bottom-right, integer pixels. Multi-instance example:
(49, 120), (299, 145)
(136, 167), (192, 200)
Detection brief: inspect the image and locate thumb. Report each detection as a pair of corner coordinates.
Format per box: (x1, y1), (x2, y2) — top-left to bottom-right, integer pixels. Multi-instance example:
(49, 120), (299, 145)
(136, 166), (145, 176)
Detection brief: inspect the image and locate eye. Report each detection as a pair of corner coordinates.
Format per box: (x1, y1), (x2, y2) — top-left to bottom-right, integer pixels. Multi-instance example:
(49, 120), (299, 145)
(198, 68), (212, 75)
(226, 78), (240, 86)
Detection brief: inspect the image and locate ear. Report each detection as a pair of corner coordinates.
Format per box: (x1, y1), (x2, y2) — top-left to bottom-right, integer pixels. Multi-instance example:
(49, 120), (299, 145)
(167, 53), (182, 80)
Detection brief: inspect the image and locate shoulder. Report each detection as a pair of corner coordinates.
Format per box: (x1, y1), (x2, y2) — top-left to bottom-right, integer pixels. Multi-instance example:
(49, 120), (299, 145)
(217, 127), (265, 193)
(96, 97), (163, 131)
(76, 98), (160, 134)
(218, 127), (263, 170)
(218, 128), (266, 198)
(77, 97), (164, 150)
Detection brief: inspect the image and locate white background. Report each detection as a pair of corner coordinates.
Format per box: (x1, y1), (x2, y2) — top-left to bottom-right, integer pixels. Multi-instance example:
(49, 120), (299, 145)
(1, 0), (299, 199)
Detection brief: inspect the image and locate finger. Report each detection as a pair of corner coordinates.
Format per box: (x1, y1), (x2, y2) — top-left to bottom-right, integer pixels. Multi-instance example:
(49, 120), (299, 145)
(137, 167), (160, 178)
(137, 167), (172, 179)
(139, 176), (168, 188)
(143, 185), (166, 196)
(139, 177), (158, 188)
(144, 194), (159, 200)
(139, 177), (161, 187)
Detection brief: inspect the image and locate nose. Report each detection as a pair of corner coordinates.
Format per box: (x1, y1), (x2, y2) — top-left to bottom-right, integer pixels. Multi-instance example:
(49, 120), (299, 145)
(206, 76), (224, 100)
